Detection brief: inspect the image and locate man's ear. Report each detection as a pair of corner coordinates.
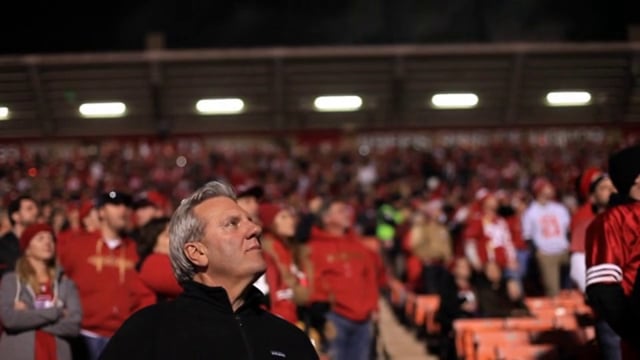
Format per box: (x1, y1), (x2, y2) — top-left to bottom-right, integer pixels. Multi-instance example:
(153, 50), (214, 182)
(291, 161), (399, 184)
(184, 242), (208, 267)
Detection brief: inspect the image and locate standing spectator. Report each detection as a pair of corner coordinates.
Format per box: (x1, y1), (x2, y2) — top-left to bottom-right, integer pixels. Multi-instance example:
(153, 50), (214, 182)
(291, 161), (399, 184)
(464, 192), (517, 274)
(407, 200), (452, 294)
(570, 168), (615, 292)
(259, 203), (309, 325)
(132, 190), (169, 230)
(0, 196), (39, 278)
(306, 199), (378, 360)
(57, 200), (99, 253)
(136, 217), (182, 301)
(58, 191), (155, 360)
(0, 224), (82, 360)
(586, 145), (640, 359)
(570, 168), (619, 360)
(522, 178), (571, 296)
(98, 181), (318, 360)
(501, 191), (531, 286)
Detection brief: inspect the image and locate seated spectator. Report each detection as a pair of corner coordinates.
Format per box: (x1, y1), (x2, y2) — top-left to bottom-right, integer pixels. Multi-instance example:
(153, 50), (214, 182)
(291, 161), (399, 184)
(436, 257), (479, 360)
(0, 224), (82, 360)
(476, 261), (529, 318)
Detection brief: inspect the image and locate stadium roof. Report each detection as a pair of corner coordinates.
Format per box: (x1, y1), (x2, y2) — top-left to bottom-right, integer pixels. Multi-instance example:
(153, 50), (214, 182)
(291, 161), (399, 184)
(1, 42), (639, 137)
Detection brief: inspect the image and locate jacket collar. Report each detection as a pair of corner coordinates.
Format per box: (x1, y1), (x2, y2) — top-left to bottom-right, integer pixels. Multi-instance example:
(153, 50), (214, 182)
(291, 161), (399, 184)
(180, 280), (264, 314)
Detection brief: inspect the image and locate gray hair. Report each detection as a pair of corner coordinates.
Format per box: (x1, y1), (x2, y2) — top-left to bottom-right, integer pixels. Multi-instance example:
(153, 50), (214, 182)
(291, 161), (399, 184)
(169, 180), (236, 283)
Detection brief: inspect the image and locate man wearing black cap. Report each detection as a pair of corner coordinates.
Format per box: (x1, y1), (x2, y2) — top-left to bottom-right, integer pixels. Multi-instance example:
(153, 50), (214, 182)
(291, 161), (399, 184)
(58, 191), (156, 360)
(586, 145), (640, 359)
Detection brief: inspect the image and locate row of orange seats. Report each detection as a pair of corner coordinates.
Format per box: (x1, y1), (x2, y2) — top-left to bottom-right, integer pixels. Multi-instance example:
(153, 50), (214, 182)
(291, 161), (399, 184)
(391, 285), (598, 359)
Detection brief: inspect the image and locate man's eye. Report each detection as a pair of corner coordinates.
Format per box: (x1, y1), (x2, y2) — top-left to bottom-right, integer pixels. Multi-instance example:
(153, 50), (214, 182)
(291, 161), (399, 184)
(226, 220), (239, 227)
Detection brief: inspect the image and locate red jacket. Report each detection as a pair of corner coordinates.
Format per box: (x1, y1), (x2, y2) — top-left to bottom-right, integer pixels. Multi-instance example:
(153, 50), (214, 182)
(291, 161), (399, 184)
(307, 227), (378, 322)
(463, 215), (516, 269)
(586, 202), (640, 359)
(262, 234), (305, 324)
(570, 203), (596, 253)
(58, 232), (156, 337)
(139, 253), (183, 300)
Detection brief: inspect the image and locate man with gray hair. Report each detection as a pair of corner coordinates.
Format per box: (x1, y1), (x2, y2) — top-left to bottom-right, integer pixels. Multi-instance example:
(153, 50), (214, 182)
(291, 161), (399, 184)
(99, 181), (319, 360)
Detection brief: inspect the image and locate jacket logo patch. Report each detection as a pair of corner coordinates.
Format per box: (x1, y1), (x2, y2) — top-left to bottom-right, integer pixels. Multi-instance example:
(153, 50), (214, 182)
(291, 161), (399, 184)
(271, 350), (286, 358)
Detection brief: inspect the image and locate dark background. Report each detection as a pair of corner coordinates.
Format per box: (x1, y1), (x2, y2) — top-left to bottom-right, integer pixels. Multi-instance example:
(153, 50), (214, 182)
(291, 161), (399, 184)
(0, 0), (638, 54)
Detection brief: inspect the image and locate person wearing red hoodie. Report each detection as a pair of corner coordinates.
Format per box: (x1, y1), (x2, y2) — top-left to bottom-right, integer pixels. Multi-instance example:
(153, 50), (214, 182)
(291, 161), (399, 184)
(305, 199), (378, 360)
(586, 145), (640, 359)
(258, 204), (309, 325)
(58, 191), (155, 360)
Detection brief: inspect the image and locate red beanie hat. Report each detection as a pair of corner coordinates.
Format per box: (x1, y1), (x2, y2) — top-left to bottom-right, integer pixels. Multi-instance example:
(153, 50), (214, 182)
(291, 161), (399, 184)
(258, 203), (284, 231)
(579, 167), (606, 200)
(20, 223), (54, 252)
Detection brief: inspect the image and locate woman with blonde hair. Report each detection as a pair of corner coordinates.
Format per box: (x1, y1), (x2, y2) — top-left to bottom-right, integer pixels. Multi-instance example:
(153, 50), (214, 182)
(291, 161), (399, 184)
(0, 223), (82, 360)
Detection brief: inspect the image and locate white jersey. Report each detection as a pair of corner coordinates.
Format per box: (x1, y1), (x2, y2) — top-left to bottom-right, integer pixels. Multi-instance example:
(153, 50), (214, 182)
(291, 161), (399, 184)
(522, 201), (570, 255)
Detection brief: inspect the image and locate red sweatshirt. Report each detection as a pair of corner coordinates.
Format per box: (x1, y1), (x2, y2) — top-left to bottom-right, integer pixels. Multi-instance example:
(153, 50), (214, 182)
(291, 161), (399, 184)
(58, 232), (156, 337)
(307, 227), (378, 322)
(139, 253), (183, 300)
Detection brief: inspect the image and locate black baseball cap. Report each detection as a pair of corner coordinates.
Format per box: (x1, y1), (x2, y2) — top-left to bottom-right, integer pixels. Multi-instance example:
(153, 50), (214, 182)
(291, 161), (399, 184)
(96, 191), (133, 208)
(233, 180), (264, 199)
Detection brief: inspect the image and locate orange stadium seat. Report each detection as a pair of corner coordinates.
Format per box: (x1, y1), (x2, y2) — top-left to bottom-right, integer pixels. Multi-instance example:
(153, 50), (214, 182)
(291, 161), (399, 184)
(496, 344), (559, 360)
(413, 295), (440, 328)
(454, 319), (505, 357)
(468, 330), (531, 359)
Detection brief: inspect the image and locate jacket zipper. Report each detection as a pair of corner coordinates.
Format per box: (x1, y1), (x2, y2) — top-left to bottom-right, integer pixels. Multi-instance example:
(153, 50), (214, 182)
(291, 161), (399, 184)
(235, 314), (254, 360)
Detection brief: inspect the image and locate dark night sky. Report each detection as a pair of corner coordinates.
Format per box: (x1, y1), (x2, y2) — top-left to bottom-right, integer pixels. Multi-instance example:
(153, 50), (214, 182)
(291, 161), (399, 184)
(0, 0), (636, 55)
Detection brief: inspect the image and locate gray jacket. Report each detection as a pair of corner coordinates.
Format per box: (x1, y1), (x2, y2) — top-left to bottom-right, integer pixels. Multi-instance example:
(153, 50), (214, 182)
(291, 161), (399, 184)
(0, 268), (82, 360)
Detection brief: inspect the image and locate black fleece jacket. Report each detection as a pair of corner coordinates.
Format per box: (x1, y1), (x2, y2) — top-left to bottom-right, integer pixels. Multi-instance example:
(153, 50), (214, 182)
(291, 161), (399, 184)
(99, 281), (319, 360)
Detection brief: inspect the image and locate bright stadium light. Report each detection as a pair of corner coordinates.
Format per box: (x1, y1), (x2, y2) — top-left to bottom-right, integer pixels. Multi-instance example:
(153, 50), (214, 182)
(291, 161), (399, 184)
(430, 93), (479, 109)
(313, 95), (363, 112)
(196, 98), (245, 115)
(545, 91), (592, 106)
(0, 106), (8, 120)
(79, 102), (127, 118)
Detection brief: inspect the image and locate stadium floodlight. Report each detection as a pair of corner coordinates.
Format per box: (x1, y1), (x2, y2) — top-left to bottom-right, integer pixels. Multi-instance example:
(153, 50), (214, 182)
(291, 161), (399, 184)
(430, 93), (479, 109)
(79, 102), (127, 118)
(545, 91), (591, 106)
(0, 106), (8, 120)
(196, 98), (245, 115)
(313, 95), (363, 112)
